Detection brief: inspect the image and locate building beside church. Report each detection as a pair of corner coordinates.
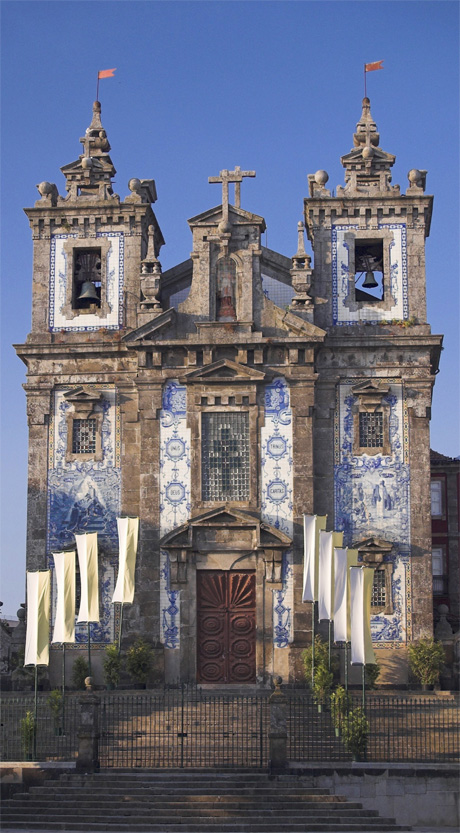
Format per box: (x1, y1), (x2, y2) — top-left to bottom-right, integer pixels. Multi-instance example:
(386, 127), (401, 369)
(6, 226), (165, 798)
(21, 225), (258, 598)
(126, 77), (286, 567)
(16, 97), (443, 686)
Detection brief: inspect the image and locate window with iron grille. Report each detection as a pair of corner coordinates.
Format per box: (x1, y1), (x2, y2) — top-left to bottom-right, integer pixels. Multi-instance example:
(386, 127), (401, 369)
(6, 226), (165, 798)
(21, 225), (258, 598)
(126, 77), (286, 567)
(359, 412), (384, 448)
(371, 570), (386, 608)
(72, 418), (97, 454)
(202, 412), (249, 501)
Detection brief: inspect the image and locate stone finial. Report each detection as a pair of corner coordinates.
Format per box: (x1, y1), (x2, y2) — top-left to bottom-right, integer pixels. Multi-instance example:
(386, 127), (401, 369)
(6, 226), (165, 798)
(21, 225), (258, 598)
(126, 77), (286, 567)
(308, 170), (330, 198)
(353, 97), (380, 149)
(435, 605), (454, 640)
(406, 168), (427, 193)
(140, 225), (163, 313)
(35, 181), (59, 206)
(337, 98), (398, 196)
(125, 178), (158, 204)
(60, 100), (118, 201)
(290, 221), (313, 312)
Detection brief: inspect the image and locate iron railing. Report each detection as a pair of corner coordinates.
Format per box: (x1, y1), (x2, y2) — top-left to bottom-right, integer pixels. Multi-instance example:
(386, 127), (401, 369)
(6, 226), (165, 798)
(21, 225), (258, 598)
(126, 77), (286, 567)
(99, 687), (269, 768)
(288, 691), (460, 763)
(1, 688), (458, 765)
(0, 694), (80, 762)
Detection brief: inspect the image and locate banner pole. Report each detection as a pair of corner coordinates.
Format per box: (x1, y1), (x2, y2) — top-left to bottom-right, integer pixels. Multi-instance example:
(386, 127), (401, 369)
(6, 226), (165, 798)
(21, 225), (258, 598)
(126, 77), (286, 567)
(62, 644), (66, 734)
(118, 604), (124, 656)
(311, 601), (315, 688)
(362, 664), (365, 712)
(344, 641), (348, 693)
(328, 620), (332, 670)
(33, 666), (38, 759)
(87, 623), (92, 677)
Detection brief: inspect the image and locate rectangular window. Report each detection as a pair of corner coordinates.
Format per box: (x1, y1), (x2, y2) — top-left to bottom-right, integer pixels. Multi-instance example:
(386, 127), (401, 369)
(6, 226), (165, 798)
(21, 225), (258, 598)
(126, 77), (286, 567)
(371, 570), (386, 608)
(72, 418), (97, 454)
(202, 412), (249, 501)
(432, 546), (447, 595)
(430, 480), (444, 517)
(359, 412), (383, 448)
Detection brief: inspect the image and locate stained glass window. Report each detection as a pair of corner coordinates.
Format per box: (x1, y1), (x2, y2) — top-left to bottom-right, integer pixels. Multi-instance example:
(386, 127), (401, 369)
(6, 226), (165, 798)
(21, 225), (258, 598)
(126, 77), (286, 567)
(202, 413), (249, 501)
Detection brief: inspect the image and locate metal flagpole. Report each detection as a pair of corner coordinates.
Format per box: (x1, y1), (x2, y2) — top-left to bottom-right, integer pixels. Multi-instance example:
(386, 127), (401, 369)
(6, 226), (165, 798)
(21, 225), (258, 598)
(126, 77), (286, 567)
(328, 620), (332, 670)
(364, 63), (367, 98)
(311, 601), (315, 688)
(62, 644), (66, 734)
(344, 641), (349, 693)
(87, 623), (92, 677)
(118, 604), (124, 655)
(362, 664), (365, 711)
(33, 666), (38, 759)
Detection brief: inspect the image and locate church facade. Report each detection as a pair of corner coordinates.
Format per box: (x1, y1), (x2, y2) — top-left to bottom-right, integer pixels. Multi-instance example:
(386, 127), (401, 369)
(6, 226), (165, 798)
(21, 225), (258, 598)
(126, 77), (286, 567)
(17, 98), (442, 686)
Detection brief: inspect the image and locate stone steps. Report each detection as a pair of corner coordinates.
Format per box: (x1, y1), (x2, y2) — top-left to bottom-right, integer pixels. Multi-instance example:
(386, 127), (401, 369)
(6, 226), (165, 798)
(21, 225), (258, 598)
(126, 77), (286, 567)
(1, 770), (410, 832)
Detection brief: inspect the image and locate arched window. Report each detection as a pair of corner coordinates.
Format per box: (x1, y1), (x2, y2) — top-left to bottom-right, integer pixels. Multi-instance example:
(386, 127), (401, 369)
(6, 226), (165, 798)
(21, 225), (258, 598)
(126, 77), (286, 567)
(216, 257), (236, 321)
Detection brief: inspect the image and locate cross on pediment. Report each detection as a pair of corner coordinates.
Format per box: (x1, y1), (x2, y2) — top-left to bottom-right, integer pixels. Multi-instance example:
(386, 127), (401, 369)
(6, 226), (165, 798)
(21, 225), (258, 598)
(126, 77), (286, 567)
(208, 166), (256, 218)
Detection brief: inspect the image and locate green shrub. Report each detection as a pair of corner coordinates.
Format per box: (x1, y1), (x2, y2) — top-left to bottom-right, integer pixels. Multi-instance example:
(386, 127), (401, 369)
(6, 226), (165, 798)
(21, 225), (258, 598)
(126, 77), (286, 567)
(126, 638), (153, 685)
(330, 685), (351, 729)
(365, 662), (381, 689)
(47, 689), (63, 724)
(312, 664), (333, 705)
(103, 644), (122, 688)
(341, 707), (369, 759)
(408, 638), (445, 687)
(301, 635), (339, 688)
(20, 711), (36, 758)
(71, 656), (89, 690)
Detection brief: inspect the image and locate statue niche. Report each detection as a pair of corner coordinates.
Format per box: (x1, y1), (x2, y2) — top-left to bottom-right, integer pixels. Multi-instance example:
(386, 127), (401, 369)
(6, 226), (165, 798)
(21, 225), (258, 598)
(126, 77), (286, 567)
(216, 256), (237, 321)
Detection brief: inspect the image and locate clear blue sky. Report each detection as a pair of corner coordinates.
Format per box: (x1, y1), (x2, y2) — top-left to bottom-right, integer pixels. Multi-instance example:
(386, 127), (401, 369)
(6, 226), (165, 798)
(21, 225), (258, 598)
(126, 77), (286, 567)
(1, 1), (459, 618)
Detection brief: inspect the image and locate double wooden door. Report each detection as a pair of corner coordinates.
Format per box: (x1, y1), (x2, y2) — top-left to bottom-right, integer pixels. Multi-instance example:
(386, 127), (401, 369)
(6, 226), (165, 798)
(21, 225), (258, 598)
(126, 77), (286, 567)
(197, 570), (256, 683)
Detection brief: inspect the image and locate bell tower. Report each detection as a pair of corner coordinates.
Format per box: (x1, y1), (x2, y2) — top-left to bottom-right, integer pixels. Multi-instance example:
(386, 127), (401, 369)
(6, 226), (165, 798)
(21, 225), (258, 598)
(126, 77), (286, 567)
(306, 99), (443, 670)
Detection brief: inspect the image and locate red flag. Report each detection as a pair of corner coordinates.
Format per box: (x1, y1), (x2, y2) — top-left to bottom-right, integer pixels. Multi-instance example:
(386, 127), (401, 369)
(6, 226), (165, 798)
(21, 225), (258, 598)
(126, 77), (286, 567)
(365, 60), (383, 73)
(98, 68), (116, 79)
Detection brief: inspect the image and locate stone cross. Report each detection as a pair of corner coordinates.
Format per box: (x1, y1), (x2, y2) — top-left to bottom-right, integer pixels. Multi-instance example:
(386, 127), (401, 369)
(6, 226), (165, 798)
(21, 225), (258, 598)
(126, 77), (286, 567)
(209, 166), (256, 226)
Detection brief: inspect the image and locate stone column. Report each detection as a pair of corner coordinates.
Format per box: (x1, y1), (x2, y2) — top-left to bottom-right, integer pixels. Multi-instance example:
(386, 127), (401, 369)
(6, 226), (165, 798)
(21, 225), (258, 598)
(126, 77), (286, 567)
(268, 676), (288, 772)
(76, 686), (100, 773)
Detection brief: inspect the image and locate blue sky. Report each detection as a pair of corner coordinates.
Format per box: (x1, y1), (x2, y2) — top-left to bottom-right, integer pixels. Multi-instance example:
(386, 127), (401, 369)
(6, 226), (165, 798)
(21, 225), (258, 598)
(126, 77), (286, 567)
(1, 0), (459, 618)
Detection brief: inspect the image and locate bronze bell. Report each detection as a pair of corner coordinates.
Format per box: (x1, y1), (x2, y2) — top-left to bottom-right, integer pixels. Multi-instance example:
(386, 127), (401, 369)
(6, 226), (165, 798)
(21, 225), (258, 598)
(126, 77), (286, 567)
(362, 269), (378, 289)
(77, 281), (99, 302)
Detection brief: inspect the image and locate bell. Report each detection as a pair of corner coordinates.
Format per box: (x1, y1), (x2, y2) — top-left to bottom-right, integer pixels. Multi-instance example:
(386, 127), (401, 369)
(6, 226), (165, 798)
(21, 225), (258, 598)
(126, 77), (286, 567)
(77, 281), (99, 302)
(362, 270), (378, 289)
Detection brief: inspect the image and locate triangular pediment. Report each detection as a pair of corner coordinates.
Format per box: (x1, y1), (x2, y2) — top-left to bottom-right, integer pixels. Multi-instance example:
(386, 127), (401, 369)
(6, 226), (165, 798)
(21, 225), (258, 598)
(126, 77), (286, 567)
(185, 358), (265, 382)
(188, 204), (266, 230)
(63, 386), (102, 404)
(353, 536), (394, 553)
(351, 380), (390, 397)
(341, 147), (395, 167)
(122, 308), (176, 343)
(160, 507), (291, 551)
(262, 298), (326, 340)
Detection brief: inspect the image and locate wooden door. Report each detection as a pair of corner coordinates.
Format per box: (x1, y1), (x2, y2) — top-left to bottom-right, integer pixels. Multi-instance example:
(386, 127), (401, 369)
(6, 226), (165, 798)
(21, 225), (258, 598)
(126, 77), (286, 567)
(197, 570), (256, 683)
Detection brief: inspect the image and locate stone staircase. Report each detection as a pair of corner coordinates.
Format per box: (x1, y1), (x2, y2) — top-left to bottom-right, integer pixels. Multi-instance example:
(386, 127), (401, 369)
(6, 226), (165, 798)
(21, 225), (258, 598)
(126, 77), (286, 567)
(1, 769), (410, 831)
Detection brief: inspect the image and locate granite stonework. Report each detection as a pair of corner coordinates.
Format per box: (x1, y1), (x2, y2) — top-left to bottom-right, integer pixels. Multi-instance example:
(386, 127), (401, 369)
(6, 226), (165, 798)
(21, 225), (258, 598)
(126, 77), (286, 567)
(16, 97), (443, 686)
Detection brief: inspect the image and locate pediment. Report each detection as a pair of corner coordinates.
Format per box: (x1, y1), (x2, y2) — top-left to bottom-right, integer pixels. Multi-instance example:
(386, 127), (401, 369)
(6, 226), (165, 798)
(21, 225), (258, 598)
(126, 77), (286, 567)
(263, 298), (326, 340)
(185, 358), (265, 383)
(341, 147), (395, 166)
(188, 204), (266, 230)
(160, 507), (291, 552)
(123, 308), (176, 343)
(63, 386), (102, 404)
(353, 536), (394, 553)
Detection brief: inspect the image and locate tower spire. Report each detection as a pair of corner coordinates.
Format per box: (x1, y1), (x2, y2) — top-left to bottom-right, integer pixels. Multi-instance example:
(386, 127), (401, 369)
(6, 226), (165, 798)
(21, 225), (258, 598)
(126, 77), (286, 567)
(60, 100), (117, 202)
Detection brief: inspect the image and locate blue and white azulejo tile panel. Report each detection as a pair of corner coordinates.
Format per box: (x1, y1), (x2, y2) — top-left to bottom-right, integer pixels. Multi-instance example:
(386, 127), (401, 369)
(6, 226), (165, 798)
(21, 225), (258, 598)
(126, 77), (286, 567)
(159, 380), (191, 648)
(49, 232), (124, 332)
(334, 381), (411, 645)
(332, 224), (408, 325)
(261, 378), (294, 647)
(47, 386), (121, 645)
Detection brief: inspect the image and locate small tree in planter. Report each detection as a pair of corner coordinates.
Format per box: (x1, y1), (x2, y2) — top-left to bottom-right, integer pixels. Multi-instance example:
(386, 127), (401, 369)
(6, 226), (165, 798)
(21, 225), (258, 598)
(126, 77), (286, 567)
(47, 689), (63, 735)
(341, 707), (369, 761)
(408, 637), (446, 690)
(71, 656), (89, 690)
(103, 644), (122, 689)
(20, 710), (36, 760)
(126, 638), (153, 687)
(330, 685), (351, 736)
(312, 664), (333, 711)
(365, 662), (381, 690)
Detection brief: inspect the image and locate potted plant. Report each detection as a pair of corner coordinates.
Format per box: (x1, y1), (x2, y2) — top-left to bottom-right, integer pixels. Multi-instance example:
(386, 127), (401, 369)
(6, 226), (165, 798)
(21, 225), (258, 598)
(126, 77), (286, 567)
(365, 662), (381, 689)
(341, 706), (369, 761)
(20, 710), (36, 760)
(330, 685), (351, 736)
(103, 643), (122, 689)
(126, 638), (153, 688)
(47, 689), (63, 735)
(312, 664), (333, 712)
(71, 656), (89, 690)
(408, 637), (446, 690)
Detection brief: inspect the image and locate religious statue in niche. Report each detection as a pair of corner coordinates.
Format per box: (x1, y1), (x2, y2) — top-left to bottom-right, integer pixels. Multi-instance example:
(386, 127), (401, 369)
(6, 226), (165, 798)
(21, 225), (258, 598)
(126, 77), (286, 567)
(216, 257), (237, 321)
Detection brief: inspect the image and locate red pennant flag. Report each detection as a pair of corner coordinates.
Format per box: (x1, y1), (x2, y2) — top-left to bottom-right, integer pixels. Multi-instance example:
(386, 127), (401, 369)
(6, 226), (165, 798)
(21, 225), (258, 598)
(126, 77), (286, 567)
(365, 60), (383, 73)
(98, 68), (116, 79)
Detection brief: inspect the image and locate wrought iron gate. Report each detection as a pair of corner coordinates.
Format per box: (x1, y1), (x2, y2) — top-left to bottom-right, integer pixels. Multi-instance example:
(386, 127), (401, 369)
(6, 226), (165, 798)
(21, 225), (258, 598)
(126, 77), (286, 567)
(99, 687), (269, 768)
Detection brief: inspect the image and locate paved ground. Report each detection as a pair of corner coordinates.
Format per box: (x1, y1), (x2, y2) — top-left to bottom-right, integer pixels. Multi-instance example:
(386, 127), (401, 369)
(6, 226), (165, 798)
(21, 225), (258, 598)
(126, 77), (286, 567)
(0, 829), (456, 832)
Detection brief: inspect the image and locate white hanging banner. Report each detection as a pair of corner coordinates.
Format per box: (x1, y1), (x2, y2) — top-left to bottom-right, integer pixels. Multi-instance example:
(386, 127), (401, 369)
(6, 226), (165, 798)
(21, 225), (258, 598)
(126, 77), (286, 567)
(76, 532), (99, 623)
(350, 566), (376, 665)
(333, 548), (359, 642)
(24, 571), (51, 666)
(112, 517), (139, 604)
(318, 530), (343, 621)
(52, 551), (76, 644)
(302, 515), (327, 603)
